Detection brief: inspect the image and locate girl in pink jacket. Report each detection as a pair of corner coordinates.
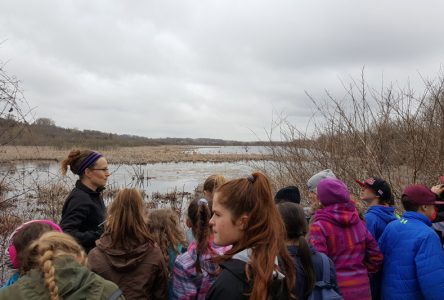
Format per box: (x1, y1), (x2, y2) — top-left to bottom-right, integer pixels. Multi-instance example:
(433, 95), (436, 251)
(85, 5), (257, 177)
(309, 178), (383, 300)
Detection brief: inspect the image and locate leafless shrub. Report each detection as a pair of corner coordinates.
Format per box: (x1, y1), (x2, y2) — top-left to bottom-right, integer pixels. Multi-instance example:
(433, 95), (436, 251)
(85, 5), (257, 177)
(262, 69), (444, 209)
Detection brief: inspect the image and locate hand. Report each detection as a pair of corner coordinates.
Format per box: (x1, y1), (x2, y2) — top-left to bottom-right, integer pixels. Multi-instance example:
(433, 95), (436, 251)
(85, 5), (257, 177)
(431, 184), (444, 196)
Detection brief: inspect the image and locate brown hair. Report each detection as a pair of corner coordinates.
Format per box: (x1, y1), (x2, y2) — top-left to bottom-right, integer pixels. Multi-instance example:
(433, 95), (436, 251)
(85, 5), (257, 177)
(203, 174), (226, 194)
(13, 222), (54, 274)
(105, 188), (153, 249)
(215, 172), (295, 300)
(187, 199), (211, 273)
(22, 231), (87, 300)
(277, 202), (315, 298)
(60, 149), (95, 176)
(147, 209), (187, 264)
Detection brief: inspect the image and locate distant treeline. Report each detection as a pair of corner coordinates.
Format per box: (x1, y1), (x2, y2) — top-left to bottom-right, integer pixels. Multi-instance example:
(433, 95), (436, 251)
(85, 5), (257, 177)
(0, 117), (277, 148)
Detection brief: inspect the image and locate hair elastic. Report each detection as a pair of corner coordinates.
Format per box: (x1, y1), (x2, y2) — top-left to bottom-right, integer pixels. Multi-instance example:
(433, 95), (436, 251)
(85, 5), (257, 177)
(247, 175), (256, 183)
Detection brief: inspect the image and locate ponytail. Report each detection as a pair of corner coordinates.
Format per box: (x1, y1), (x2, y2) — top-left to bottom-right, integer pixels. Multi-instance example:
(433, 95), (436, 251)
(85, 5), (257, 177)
(187, 198), (212, 273)
(215, 172), (295, 300)
(277, 202), (315, 297)
(61, 149), (94, 176)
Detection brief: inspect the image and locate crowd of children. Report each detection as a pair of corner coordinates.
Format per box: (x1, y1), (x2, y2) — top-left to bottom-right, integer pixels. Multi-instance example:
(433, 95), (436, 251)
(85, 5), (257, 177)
(2, 148), (444, 299)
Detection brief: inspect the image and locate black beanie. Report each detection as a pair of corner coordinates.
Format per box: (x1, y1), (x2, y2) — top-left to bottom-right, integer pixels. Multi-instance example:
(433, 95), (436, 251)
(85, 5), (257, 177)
(275, 186), (301, 204)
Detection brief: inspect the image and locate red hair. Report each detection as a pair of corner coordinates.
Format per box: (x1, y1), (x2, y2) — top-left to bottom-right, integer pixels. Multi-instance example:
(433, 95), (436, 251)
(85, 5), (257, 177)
(215, 172), (295, 300)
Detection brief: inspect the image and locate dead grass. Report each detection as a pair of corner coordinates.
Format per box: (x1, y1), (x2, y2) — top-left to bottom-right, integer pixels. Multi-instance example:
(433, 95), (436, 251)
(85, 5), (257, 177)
(0, 145), (271, 164)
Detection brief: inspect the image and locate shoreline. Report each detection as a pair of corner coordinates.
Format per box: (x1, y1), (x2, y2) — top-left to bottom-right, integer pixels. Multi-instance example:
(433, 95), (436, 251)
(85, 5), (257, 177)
(0, 145), (272, 164)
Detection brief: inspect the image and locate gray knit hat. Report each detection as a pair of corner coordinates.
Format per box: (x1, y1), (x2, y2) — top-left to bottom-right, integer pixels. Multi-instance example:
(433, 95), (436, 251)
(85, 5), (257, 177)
(307, 169), (337, 193)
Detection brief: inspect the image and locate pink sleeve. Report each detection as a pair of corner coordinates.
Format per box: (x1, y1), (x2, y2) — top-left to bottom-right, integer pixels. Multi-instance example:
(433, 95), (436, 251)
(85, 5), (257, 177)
(309, 222), (329, 254)
(364, 228), (383, 273)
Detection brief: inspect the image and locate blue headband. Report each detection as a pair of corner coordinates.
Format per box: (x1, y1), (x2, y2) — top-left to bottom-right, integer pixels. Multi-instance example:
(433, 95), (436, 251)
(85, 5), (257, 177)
(76, 152), (103, 175)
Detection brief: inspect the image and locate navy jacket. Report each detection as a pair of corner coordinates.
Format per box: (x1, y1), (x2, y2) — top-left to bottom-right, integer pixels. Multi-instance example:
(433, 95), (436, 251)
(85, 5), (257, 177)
(379, 211), (444, 300)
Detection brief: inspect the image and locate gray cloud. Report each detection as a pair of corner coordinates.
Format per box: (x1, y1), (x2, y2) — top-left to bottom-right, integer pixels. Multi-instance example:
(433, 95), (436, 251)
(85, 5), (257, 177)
(1, 0), (443, 140)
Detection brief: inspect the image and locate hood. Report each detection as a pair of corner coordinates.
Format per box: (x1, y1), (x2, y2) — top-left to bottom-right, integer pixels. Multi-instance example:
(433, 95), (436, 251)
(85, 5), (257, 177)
(367, 205), (397, 224)
(95, 234), (152, 272)
(314, 202), (360, 227)
(230, 248), (285, 280)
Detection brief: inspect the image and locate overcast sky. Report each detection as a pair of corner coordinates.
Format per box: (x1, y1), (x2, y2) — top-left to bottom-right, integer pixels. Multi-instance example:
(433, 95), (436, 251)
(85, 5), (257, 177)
(1, 0), (444, 141)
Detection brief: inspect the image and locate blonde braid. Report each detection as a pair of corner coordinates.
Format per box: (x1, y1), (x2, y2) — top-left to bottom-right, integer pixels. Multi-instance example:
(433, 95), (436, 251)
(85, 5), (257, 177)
(22, 231), (87, 300)
(40, 250), (59, 300)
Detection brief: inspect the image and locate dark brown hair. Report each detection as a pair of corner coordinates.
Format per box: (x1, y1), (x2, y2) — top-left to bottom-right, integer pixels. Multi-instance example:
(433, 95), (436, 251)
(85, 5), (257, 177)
(13, 222), (54, 274)
(401, 195), (420, 212)
(60, 149), (95, 176)
(187, 198), (212, 273)
(277, 202), (315, 298)
(215, 172), (295, 300)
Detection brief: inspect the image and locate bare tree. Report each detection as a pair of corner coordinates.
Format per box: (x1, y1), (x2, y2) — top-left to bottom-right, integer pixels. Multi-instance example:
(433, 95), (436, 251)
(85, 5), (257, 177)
(262, 69), (444, 208)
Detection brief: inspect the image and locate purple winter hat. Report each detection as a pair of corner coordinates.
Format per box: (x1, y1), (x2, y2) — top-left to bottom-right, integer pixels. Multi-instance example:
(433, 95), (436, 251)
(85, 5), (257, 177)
(317, 178), (350, 206)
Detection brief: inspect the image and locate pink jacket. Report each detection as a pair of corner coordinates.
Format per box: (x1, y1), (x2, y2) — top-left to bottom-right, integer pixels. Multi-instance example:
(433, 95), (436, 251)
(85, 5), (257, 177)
(309, 202), (383, 300)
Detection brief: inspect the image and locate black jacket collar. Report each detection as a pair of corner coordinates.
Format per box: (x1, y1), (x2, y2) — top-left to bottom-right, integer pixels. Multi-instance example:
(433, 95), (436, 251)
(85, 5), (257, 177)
(75, 180), (105, 195)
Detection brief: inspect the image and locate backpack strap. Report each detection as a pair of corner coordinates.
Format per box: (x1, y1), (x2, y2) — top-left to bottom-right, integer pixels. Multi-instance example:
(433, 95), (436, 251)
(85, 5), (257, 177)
(312, 253), (333, 289)
(108, 289), (123, 300)
(320, 253), (331, 284)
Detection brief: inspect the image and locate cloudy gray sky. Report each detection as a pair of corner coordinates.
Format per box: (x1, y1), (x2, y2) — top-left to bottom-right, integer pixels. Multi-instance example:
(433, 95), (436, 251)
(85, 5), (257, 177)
(1, 0), (443, 141)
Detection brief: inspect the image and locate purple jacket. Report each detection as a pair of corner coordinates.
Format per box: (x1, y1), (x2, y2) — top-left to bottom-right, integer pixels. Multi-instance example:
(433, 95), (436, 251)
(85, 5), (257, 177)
(309, 202), (383, 300)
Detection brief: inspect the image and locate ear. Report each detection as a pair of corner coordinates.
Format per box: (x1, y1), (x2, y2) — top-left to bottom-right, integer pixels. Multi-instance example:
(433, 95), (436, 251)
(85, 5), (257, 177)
(83, 168), (92, 178)
(236, 214), (249, 231)
(420, 205), (428, 212)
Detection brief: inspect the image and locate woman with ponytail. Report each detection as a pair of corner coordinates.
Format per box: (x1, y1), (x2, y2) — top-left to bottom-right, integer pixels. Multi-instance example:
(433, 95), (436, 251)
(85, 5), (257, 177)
(206, 172), (295, 300)
(0, 231), (124, 300)
(277, 202), (340, 299)
(172, 198), (230, 300)
(60, 149), (110, 252)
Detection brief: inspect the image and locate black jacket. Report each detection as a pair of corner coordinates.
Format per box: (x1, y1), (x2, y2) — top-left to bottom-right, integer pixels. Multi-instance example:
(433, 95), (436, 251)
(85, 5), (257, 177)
(206, 249), (288, 300)
(60, 180), (105, 252)
(287, 245), (341, 300)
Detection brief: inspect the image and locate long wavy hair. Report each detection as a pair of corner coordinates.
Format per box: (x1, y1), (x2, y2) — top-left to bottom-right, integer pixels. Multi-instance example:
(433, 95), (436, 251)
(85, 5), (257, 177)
(105, 188), (153, 249)
(215, 172), (295, 300)
(147, 209), (187, 264)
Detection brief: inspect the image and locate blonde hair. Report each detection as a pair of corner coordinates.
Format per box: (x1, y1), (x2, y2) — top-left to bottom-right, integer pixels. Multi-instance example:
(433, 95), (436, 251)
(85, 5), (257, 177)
(203, 174), (226, 194)
(147, 209), (186, 263)
(22, 231), (87, 300)
(105, 188), (153, 249)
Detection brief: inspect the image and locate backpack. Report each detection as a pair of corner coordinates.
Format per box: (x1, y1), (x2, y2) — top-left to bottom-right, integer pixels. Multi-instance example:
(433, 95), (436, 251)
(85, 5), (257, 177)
(308, 253), (343, 300)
